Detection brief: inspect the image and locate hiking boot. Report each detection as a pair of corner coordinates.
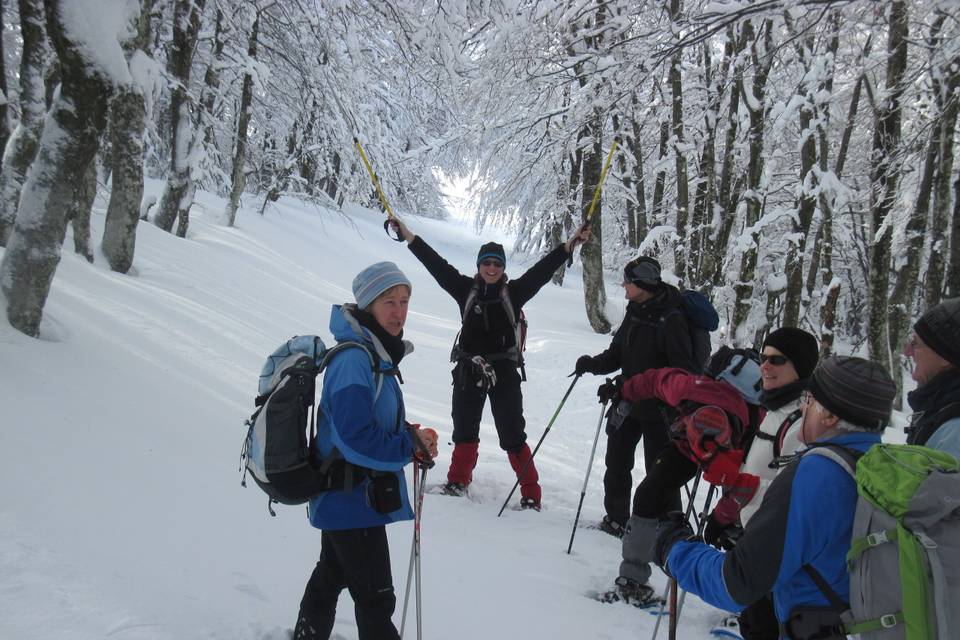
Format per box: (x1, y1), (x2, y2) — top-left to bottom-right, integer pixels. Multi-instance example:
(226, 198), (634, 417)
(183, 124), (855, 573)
(441, 481), (467, 496)
(520, 496), (541, 511)
(597, 515), (625, 538)
(600, 576), (664, 608)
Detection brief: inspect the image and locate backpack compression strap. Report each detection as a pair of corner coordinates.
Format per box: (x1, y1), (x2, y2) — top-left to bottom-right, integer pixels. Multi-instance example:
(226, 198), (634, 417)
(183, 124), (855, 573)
(753, 408), (802, 464)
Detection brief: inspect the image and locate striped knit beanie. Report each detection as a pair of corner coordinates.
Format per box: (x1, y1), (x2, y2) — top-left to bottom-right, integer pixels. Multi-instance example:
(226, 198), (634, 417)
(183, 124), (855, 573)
(807, 356), (895, 430)
(352, 261), (412, 310)
(913, 298), (960, 368)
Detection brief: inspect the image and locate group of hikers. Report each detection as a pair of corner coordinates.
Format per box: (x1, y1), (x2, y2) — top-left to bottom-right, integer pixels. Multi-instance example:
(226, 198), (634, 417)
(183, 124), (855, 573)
(287, 218), (960, 640)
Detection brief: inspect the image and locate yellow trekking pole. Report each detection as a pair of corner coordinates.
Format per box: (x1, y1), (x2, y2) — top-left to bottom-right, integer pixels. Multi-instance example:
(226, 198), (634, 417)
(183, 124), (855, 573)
(354, 137), (403, 241)
(568, 136), (620, 265)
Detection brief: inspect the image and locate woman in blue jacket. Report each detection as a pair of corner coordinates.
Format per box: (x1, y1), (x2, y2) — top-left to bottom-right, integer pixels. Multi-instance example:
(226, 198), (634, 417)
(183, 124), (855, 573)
(294, 262), (438, 640)
(652, 356), (895, 638)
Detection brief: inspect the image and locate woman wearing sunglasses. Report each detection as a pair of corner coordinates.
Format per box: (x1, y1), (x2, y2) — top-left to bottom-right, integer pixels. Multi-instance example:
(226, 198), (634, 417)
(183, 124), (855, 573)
(701, 327), (819, 640)
(389, 218), (590, 510)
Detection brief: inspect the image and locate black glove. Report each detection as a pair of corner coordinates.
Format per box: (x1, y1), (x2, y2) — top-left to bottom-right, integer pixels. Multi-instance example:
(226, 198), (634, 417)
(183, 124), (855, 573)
(597, 375), (624, 405)
(653, 511), (696, 577)
(573, 355), (595, 376)
(703, 516), (742, 551)
(469, 356), (497, 391)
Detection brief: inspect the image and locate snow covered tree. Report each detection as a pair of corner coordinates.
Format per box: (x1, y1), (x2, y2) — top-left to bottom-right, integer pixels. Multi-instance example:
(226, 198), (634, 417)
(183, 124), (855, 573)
(1, 0), (124, 336)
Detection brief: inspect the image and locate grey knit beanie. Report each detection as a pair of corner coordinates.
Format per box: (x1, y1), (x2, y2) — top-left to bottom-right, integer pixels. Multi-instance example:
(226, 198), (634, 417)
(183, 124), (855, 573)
(352, 261), (412, 310)
(914, 298), (960, 368)
(807, 356), (895, 430)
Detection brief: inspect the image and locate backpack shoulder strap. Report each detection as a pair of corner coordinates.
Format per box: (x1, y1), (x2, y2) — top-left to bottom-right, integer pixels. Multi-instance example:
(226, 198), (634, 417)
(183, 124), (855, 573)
(802, 442), (861, 479)
(322, 341), (385, 401)
(461, 278), (481, 324)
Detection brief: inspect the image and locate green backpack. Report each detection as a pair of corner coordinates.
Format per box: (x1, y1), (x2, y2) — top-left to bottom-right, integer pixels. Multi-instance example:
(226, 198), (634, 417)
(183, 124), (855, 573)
(803, 443), (960, 639)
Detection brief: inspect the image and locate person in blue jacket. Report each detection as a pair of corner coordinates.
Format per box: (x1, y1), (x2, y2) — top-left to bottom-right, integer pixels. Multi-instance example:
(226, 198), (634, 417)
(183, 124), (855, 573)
(652, 356), (896, 639)
(294, 261), (438, 640)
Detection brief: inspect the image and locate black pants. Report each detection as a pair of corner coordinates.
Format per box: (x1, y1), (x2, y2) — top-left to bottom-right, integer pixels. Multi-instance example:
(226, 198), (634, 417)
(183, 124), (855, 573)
(604, 412), (681, 524)
(739, 593), (780, 640)
(451, 359), (526, 452)
(631, 444), (696, 518)
(298, 526), (399, 640)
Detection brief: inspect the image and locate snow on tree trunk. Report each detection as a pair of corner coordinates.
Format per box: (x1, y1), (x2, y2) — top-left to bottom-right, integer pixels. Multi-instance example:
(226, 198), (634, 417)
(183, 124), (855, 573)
(154, 0), (205, 234)
(102, 0), (153, 273)
(628, 92), (649, 247)
(867, 0), (908, 375)
(731, 20), (773, 342)
(225, 12), (259, 227)
(0, 0), (112, 337)
(0, 0), (46, 246)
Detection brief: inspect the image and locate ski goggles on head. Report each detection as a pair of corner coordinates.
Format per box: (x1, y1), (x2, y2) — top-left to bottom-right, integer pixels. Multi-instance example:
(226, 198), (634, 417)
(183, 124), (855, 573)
(760, 353), (790, 366)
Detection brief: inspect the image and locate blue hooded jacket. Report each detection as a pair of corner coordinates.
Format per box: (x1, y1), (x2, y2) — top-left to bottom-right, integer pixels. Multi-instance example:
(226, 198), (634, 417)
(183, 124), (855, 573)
(667, 430), (881, 625)
(307, 304), (416, 530)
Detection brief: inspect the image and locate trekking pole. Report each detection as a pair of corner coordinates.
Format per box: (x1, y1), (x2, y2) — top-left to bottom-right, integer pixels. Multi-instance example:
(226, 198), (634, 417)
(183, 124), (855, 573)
(670, 483), (718, 640)
(651, 468), (703, 640)
(567, 136), (620, 267)
(497, 375), (581, 517)
(400, 461), (430, 640)
(353, 137), (404, 242)
(566, 398), (610, 554)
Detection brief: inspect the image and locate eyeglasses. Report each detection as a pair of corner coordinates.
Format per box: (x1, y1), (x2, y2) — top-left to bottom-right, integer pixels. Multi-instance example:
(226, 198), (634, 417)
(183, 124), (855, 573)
(801, 390), (814, 406)
(480, 259), (503, 268)
(760, 354), (789, 366)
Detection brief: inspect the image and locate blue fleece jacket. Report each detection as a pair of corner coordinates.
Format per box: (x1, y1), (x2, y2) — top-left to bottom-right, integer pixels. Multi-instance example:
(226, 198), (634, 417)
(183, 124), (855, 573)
(307, 305), (416, 530)
(667, 431), (881, 626)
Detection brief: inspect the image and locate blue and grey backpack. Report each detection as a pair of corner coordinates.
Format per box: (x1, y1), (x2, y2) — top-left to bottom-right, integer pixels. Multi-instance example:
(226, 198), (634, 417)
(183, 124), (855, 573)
(240, 335), (382, 515)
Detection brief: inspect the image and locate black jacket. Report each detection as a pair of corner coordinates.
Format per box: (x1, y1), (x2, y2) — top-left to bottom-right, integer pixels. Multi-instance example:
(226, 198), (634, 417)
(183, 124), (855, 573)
(589, 285), (699, 421)
(906, 369), (960, 447)
(408, 236), (569, 360)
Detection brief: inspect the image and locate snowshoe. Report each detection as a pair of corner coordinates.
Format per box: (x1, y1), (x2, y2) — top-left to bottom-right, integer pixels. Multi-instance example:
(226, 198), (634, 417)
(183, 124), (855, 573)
(710, 614), (743, 639)
(598, 577), (664, 608)
(439, 481), (467, 497)
(519, 497), (541, 511)
(592, 515), (625, 538)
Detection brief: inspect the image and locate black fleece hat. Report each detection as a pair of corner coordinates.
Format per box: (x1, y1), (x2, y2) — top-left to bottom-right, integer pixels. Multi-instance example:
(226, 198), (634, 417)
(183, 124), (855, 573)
(477, 242), (506, 266)
(914, 298), (960, 368)
(807, 356), (895, 430)
(623, 256), (662, 292)
(762, 327), (820, 380)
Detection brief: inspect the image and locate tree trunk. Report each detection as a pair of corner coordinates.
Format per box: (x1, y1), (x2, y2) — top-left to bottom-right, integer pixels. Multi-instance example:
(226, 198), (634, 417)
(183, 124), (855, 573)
(866, 0), (908, 375)
(925, 57), (960, 308)
(612, 113), (636, 248)
(581, 118), (611, 333)
(154, 0), (205, 234)
(651, 116), (669, 225)
(201, 7), (224, 149)
(553, 145), (581, 286)
(0, 0), (46, 246)
(0, 0), (10, 171)
(730, 20), (773, 342)
(0, 0), (112, 337)
(66, 161), (96, 262)
(709, 26), (746, 287)
(102, 0), (154, 273)
(629, 92), (648, 245)
(225, 12), (260, 227)
(948, 174), (960, 298)
(669, 0), (689, 283)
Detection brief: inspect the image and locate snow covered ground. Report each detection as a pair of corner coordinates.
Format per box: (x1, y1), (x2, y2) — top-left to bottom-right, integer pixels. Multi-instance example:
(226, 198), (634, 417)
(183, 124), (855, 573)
(0, 185), (781, 639)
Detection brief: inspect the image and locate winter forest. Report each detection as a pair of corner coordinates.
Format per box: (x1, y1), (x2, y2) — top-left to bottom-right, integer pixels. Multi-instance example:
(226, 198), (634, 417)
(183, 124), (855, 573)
(1, 0), (958, 397)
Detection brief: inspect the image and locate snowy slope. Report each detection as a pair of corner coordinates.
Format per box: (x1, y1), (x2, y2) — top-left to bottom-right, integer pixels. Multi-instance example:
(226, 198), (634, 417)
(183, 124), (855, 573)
(1, 184), (735, 640)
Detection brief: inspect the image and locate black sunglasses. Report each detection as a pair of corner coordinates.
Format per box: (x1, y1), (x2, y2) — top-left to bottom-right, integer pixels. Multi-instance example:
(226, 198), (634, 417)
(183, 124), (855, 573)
(759, 354), (789, 366)
(480, 259), (503, 268)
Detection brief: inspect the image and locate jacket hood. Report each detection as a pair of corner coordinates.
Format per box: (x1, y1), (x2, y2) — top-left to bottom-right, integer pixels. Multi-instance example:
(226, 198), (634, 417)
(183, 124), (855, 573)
(329, 304), (414, 366)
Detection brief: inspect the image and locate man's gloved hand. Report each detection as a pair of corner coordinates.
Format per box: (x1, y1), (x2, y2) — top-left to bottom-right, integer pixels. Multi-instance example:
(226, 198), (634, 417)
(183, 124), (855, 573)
(653, 511), (696, 577)
(703, 513), (739, 551)
(470, 356), (497, 391)
(597, 375), (624, 405)
(573, 355), (595, 376)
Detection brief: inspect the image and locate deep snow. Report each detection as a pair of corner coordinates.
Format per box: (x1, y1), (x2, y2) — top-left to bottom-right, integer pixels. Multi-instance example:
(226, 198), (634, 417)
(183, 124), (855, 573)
(1, 183), (882, 640)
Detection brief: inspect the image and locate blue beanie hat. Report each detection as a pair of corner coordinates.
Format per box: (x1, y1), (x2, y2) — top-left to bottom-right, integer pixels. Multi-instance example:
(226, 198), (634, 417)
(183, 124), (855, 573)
(477, 242), (506, 267)
(352, 261), (412, 309)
